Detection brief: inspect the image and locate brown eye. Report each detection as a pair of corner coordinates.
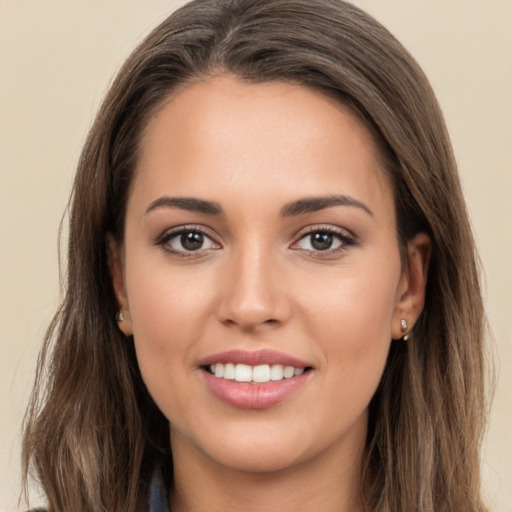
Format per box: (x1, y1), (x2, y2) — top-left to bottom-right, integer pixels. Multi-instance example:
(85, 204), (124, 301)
(160, 229), (218, 254)
(293, 228), (355, 257)
(297, 231), (342, 252)
(310, 232), (334, 251)
(181, 232), (204, 251)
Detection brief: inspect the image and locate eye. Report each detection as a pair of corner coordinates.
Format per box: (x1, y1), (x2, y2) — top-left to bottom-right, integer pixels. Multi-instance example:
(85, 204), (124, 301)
(292, 227), (355, 255)
(299, 232), (339, 251)
(155, 227), (220, 255)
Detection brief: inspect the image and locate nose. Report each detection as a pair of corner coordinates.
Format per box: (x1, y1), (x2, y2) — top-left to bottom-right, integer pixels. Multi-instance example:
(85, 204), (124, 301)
(216, 243), (291, 332)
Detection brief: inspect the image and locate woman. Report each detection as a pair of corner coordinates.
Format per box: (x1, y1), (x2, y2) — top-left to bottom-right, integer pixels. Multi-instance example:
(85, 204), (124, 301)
(22, 0), (490, 511)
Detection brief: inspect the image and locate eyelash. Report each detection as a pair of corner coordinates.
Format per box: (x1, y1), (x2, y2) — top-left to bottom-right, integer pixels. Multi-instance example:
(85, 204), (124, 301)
(153, 225), (220, 259)
(153, 225), (356, 259)
(291, 225), (356, 258)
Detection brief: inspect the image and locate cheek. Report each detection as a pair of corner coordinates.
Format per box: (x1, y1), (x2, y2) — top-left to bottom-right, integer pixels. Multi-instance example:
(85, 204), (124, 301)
(124, 256), (215, 406)
(304, 261), (399, 344)
(127, 249), (213, 336)
(299, 249), (401, 386)
(299, 265), (398, 433)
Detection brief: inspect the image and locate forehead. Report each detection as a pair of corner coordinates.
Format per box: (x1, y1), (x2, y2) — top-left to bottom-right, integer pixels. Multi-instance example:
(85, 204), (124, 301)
(131, 76), (394, 220)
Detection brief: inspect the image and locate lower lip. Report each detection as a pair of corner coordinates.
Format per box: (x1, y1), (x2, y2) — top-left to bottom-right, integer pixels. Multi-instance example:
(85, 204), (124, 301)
(202, 370), (311, 409)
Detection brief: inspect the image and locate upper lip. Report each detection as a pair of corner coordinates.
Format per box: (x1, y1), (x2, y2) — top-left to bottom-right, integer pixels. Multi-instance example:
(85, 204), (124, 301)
(198, 349), (311, 369)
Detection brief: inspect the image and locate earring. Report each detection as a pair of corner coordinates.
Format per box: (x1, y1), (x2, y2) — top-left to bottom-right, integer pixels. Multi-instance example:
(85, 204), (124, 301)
(116, 310), (124, 322)
(400, 319), (410, 341)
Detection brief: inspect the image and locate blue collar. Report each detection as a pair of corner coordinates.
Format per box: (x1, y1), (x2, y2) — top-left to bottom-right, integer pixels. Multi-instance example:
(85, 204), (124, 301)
(149, 468), (168, 512)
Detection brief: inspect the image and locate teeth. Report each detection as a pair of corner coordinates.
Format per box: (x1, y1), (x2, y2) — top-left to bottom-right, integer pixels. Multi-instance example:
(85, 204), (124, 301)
(209, 363), (306, 383)
(235, 364), (252, 382)
(270, 364), (284, 381)
(214, 364), (224, 378)
(224, 362), (235, 379)
(283, 366), (295, 379)
(253, 364), (271, 383)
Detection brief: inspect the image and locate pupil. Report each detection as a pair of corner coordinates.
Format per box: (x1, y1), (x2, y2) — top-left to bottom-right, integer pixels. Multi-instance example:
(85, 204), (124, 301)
(311, 232), (333, 251)
(181, 232), (203, 251)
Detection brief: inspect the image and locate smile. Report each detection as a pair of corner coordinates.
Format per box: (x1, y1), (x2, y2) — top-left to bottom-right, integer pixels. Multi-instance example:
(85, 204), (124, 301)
(209, 363), (305, 383)
(200, 350), (313, 409)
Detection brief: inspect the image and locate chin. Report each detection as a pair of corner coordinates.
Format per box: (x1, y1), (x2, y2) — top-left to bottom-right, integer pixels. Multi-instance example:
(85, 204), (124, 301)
(172, 417), (314, 474)
(209, 443), (308, 474)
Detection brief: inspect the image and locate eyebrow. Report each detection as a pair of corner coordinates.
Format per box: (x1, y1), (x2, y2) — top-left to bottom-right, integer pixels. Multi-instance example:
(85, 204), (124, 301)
(144, 194), (374, 218)
(280, 195), (374, 218)
(145, 196), (224, 216)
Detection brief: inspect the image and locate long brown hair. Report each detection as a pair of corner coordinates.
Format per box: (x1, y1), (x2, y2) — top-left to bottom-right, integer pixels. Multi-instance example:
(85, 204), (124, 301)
(22, 1), (490, 511)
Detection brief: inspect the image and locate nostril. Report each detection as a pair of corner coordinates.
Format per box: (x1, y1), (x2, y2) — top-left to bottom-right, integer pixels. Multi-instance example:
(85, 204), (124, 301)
(221, 316), (280, 331)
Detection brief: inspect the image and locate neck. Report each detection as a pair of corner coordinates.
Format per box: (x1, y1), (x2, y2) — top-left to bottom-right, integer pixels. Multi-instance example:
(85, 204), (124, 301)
(169, 427), (366, 512)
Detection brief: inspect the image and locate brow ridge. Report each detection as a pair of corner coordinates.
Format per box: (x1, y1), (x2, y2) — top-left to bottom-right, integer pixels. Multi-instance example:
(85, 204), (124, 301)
(280, 195), (374, 217)
(145, 196), (224, 215)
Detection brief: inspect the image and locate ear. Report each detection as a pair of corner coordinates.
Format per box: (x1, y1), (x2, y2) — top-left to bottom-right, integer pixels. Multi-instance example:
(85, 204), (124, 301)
(107, 235), (133, 336)
(391, 233), (431, 340)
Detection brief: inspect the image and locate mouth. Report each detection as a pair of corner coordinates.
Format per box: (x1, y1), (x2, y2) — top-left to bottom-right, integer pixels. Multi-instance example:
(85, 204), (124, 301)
(199, 350), (314, 409)
(204, 363), (312, 383)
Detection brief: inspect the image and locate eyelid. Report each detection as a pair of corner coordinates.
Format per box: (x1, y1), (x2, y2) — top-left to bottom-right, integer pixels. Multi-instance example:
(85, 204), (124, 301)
(152, 223), (355, 259)
(290, 224), (356, 256)
(153, 224), (222, 257)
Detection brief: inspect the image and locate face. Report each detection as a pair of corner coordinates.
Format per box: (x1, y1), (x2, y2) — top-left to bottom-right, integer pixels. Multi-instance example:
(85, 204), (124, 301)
(112, 76), (428, 476)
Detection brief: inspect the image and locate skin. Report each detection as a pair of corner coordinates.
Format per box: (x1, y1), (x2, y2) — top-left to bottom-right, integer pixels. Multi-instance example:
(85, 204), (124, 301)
(111, 76), (430, 512)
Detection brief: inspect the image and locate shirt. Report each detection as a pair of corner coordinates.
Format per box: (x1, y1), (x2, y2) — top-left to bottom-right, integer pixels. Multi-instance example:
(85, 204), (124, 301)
(149, 467), (169, 512)
(28, 469), (169, 512)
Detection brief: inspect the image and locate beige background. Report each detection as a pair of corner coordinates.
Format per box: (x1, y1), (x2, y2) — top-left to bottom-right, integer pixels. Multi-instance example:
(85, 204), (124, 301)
(1, 1), (510, 511)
